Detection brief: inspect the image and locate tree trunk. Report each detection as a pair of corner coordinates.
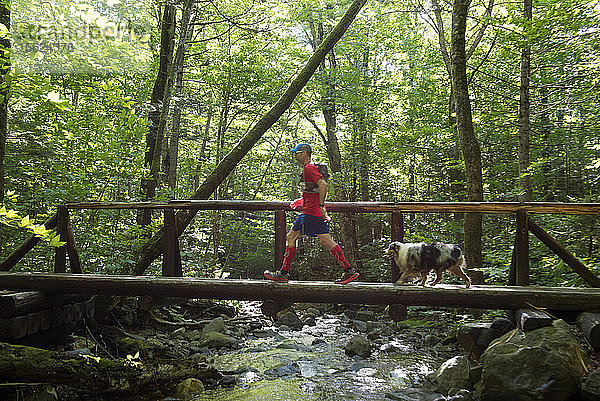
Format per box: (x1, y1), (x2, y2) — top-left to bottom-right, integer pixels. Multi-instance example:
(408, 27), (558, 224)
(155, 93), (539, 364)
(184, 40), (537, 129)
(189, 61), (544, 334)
(138, 3), (176, 226)
(0, 2), (9, 205)
(518, 0), (533, 202)
(451, 0), (484, 269)
(165, 3), (195, 191)
(133, 0), (368, 274)
(0, 342), (222, 394)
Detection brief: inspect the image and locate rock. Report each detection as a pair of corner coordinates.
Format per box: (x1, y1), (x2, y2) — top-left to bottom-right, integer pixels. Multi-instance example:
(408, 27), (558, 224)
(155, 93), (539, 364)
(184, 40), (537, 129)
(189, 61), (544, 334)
(343, 335), (372, 358)
(306, 307), (321, 317)
(355, 310), (376, 321)
(424, 334), (441, 347)
(582, 367), (600, 400)
(478, 319), (589, 401)
(176, 378), (204, 398)
(304, 316), (317, 326)
(312, 338), (327, 346)
(198, 332), (238, 349)
(202, 317), (226, 334)
(456, 322), (492, 358)
(335, 326), (349, 334)
(386, 387), (444, 401)
(489, 317), (515, 338)
(447, 389), (475, 401)
(432, 355), (472, 395)
(353, 320), (367, 332)
(275, 311), (304, 330)
(265, 363), (300, 377)
(278, 324), (291, 331)
(187, 329), (202, 341)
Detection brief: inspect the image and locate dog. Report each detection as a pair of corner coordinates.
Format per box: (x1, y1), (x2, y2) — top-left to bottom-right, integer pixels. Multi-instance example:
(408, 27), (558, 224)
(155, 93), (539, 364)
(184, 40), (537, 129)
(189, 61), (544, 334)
(385, 241), (471, 288)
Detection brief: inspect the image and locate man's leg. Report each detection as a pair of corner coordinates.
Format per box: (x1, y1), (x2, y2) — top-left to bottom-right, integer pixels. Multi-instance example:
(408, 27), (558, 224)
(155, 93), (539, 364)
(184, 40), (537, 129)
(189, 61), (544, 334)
(317, 234), (358, 283)
(281, 229), (301, 273)
(264, 228), (301, 283)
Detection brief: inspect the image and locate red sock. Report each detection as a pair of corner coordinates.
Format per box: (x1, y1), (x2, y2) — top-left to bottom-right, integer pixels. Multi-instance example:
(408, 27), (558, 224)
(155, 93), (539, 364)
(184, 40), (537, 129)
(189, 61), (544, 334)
(280, 246), (297, 273)
(330, 245), (351, 270)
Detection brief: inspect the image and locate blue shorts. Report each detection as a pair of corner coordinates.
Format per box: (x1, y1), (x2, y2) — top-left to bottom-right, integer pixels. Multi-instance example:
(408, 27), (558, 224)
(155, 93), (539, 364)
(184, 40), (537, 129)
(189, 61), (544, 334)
(292, 214), (329, 237)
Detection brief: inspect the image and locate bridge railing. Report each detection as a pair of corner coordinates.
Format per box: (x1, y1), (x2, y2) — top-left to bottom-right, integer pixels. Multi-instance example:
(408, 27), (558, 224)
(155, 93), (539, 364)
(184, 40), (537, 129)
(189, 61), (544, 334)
(2, 201), (600, 287)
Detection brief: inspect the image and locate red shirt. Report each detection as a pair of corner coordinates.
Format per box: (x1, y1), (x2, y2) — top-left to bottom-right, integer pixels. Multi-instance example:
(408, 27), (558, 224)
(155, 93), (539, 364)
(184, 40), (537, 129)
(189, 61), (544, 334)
(302, 162), (323, 217)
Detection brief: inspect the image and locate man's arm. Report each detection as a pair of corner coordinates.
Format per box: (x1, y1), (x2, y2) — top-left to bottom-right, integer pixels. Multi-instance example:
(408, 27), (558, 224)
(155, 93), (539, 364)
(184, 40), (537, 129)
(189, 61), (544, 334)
(317, 178), (327, 206)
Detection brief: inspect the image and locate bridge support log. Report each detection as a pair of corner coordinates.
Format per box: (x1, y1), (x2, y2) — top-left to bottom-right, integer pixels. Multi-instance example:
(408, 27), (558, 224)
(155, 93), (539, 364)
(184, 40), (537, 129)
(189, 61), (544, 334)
(2, 273), (600, 312)
(528, 217), (600, 287)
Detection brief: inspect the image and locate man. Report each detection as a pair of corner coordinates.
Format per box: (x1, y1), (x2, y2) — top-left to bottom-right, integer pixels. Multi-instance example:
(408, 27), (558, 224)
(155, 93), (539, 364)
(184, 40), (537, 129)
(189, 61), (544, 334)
(264, 143), (360, 284)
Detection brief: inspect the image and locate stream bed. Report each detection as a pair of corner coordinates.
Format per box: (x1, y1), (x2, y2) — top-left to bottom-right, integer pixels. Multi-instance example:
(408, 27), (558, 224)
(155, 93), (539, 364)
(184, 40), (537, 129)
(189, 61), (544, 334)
(190, 303), (461, 400)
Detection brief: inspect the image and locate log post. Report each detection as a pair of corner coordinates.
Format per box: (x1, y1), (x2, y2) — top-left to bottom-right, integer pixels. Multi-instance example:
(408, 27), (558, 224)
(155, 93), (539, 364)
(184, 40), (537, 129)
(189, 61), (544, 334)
(274, 210), (286, 271)
(162, 208), (182, 277)
(0, 213), (58, 271)
(54, 206), (68, 274)
(528, 217), (600, 287)
(65, 212), (82, 273)
(390, 211), (404, 283)
(515, 211), (529, 286)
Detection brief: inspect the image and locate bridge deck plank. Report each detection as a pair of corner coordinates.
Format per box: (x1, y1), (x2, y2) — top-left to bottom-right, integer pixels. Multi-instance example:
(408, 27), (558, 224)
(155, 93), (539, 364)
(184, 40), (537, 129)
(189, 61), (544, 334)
(1, 272), (599, 311)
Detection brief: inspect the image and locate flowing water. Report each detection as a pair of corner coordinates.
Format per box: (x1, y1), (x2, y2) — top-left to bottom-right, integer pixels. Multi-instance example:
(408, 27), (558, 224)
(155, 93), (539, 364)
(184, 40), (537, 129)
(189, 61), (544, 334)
(190, 305), (450, 401)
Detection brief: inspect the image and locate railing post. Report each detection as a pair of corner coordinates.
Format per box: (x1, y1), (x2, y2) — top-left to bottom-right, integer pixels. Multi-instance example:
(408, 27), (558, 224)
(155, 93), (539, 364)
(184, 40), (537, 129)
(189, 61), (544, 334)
(390, 211), (404, 283)
(274, 210), (287, 271)
(65, 211), (82, 274)
(54, 206), (68, 273)
(515, 210), (529, 286)
(163, 208), (182, 277)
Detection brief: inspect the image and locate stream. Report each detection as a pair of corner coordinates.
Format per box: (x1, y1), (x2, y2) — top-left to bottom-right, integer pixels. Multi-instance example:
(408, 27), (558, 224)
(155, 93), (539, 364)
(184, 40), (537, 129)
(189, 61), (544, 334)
(190, 302), (459, 401)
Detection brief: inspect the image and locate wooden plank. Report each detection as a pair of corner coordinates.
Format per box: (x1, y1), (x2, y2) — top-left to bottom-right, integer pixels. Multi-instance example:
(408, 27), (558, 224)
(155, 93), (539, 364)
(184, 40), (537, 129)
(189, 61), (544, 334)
(528, 217), (600, 287)
(0, 292), (90, 318)
(1, 272), (600, 312)
(63, 200), (600, 215)
(162, 208), (182, 277)
(66, 216), (82, 274)
(26, 312), (41, 335)
(390, 211), (404, 283)
(577, 312), (600, 348)
(274, 210), (286, 271)
(40, 309), (53, 331)
(73, 302), (84, 322)
(54, 206), (68, 274)
(0, 315), (28, 339)
(515, 211), (530, 286)
(0, 213), (58, 271)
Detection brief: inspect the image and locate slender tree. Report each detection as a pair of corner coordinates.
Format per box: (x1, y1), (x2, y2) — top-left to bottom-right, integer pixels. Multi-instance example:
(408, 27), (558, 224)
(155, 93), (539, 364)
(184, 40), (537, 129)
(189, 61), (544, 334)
(517, 0), (532, 201)
(134, 0), (369, 274)
(0, 0), (9, 204)
(451, 0), (484, 269)
(138, 2), (176, 226)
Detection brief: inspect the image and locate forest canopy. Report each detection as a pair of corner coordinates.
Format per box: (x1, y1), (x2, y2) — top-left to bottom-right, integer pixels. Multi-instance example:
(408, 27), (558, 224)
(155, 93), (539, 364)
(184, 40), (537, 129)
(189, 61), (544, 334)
(1, 0), (599, 286)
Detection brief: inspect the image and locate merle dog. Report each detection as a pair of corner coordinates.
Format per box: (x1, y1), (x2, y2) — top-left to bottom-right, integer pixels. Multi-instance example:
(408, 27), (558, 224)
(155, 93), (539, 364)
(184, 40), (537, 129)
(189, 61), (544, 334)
(385, 241), (471, 288)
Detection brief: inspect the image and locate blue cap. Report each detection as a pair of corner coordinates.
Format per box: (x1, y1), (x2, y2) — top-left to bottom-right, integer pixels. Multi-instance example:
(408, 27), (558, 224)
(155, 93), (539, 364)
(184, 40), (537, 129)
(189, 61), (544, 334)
(290, 143), (312, 152)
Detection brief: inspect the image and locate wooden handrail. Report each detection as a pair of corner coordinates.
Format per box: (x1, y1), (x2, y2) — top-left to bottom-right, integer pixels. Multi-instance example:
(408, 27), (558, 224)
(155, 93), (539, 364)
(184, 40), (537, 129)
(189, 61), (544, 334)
(63, 200), (600, 215)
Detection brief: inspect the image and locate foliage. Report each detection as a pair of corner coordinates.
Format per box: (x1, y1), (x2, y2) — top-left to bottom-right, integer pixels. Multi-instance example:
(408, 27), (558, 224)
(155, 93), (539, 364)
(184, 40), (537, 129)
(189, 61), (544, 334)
(1, 0), (598, 289)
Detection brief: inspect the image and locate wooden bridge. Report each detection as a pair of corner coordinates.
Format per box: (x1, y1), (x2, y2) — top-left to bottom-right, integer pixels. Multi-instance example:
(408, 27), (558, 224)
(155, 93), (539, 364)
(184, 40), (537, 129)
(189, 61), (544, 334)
(1, 272), (600, 312)
(1, 201), (600, 338)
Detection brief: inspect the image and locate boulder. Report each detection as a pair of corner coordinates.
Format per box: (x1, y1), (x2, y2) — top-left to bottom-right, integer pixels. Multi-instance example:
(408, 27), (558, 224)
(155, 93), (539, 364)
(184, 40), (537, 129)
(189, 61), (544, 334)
(275, 311), (304, 330)
(198, 332), (238, 349)
(478, 319), (589, 401)
(343, 335), (372, 358)
(582, 367), (600, 401)
(176, 378), (204, 399)
(432, 355), (472, 395)
(202, 317), (226, 334)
